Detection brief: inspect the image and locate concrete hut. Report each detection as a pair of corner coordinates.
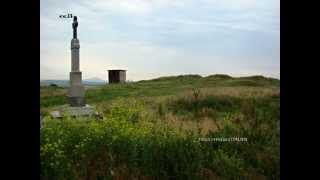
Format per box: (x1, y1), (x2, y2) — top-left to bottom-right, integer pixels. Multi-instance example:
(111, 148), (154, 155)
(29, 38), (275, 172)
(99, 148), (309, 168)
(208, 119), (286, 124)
(107, 70), (127, 83)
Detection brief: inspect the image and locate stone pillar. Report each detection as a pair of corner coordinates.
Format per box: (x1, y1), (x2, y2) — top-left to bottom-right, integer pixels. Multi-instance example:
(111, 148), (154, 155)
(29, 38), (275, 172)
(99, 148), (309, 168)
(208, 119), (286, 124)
(68, 38), (85, 107)
(71, 39), (80, 72)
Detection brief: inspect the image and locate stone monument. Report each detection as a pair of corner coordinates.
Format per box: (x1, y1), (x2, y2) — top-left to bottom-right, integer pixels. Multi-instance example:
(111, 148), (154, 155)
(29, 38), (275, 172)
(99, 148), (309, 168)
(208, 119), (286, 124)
(68, 16), (86, 107)
(50, 16), (98, 118)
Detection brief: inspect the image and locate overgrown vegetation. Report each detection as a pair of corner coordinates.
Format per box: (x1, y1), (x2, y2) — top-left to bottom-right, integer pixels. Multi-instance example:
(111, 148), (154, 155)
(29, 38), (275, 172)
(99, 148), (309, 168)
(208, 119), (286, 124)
(40, 74), (280, 179)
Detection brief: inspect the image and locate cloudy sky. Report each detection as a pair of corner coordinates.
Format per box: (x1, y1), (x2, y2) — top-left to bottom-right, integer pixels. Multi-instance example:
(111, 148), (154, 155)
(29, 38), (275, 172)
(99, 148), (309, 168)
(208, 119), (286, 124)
(40, 0), (280, 81)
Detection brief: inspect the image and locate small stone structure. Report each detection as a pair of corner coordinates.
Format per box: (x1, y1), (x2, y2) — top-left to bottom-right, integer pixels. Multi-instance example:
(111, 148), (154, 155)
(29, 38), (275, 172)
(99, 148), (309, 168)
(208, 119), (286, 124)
(107, 70), (126, 83)
(50, 104), (96, 118)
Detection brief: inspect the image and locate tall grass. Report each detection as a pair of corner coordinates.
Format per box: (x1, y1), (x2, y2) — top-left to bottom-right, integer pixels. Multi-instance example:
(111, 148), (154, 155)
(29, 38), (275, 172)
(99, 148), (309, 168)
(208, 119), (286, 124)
(41, 99), (205, 179)
(40, 75), (280, 179)
(41, 94), (279, 179)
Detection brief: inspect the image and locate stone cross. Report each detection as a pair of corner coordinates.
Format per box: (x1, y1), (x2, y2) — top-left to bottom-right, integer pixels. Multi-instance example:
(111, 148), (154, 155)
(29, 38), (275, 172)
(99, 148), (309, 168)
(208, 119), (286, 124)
(68, 16), (86, 107)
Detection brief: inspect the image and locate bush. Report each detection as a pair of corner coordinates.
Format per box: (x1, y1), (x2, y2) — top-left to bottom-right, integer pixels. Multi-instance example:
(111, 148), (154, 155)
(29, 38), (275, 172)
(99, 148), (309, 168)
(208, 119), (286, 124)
(41, 99), (207, 179)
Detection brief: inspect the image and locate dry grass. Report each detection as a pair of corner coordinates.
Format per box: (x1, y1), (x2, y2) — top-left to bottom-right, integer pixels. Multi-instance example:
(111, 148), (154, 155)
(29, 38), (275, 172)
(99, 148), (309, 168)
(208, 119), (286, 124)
(164, 112), (221, 136)
(182, 86), (279, 99)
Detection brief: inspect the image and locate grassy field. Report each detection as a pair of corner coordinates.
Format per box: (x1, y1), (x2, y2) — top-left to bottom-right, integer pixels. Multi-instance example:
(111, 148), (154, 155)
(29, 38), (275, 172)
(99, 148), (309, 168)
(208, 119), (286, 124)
(40, 74), (280, 179)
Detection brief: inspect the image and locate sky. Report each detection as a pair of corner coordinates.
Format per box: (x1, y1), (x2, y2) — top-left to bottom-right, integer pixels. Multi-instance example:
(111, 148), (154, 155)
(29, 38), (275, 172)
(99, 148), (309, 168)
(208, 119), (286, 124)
(40, 0), (280, 81)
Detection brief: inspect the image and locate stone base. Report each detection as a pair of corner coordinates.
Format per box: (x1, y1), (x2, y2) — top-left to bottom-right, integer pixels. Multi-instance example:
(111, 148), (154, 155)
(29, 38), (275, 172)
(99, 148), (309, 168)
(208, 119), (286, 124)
(69, 96), (86, 107)
(50, 104), (96, 118)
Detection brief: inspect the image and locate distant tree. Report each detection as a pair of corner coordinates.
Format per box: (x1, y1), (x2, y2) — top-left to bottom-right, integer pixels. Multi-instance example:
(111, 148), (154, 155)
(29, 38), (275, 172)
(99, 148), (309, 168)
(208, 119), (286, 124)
(49, 83), (58, 87)
(48, 84), (59, 96)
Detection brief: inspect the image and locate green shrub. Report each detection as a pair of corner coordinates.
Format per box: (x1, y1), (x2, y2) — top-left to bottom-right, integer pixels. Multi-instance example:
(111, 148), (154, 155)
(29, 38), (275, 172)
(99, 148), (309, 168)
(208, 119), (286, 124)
(41, 99), (207, 179)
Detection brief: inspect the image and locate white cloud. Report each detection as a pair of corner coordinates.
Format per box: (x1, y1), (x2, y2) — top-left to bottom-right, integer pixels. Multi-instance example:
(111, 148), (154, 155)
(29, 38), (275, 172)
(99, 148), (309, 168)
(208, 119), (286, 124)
(40, 0), (280, 80)
(82, 0), (153, 14)
(81, 0), (192, 14)
(203, 0), (257, 9)
(41, 37), (279, 80)
(84, 0), (258, 14)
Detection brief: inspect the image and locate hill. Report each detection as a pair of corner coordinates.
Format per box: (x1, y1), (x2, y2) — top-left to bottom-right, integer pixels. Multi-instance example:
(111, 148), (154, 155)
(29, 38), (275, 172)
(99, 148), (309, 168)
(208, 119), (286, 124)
(40, 74), (279, 108)
(139, 74), (279, 87)
(40, 74), (280, 179)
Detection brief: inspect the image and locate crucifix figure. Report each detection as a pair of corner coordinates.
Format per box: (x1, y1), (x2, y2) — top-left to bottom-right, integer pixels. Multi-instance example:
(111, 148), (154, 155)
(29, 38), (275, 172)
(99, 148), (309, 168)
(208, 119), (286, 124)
(72, 16), (78, 39)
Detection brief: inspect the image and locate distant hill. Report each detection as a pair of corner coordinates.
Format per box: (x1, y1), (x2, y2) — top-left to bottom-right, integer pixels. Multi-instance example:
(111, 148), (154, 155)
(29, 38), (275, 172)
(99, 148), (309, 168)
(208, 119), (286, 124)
(84, 77), (105, 83)
(41, 77), (106, 87)
(138, 74), (280, 86)
(41, 74), (279, 87)
(40, 80), (69, 87)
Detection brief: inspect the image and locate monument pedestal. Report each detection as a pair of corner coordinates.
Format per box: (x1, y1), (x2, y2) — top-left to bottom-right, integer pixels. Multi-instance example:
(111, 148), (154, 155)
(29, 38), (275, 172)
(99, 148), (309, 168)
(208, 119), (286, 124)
(68, 96), (86, 107)
(68, 71), (85, 106)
